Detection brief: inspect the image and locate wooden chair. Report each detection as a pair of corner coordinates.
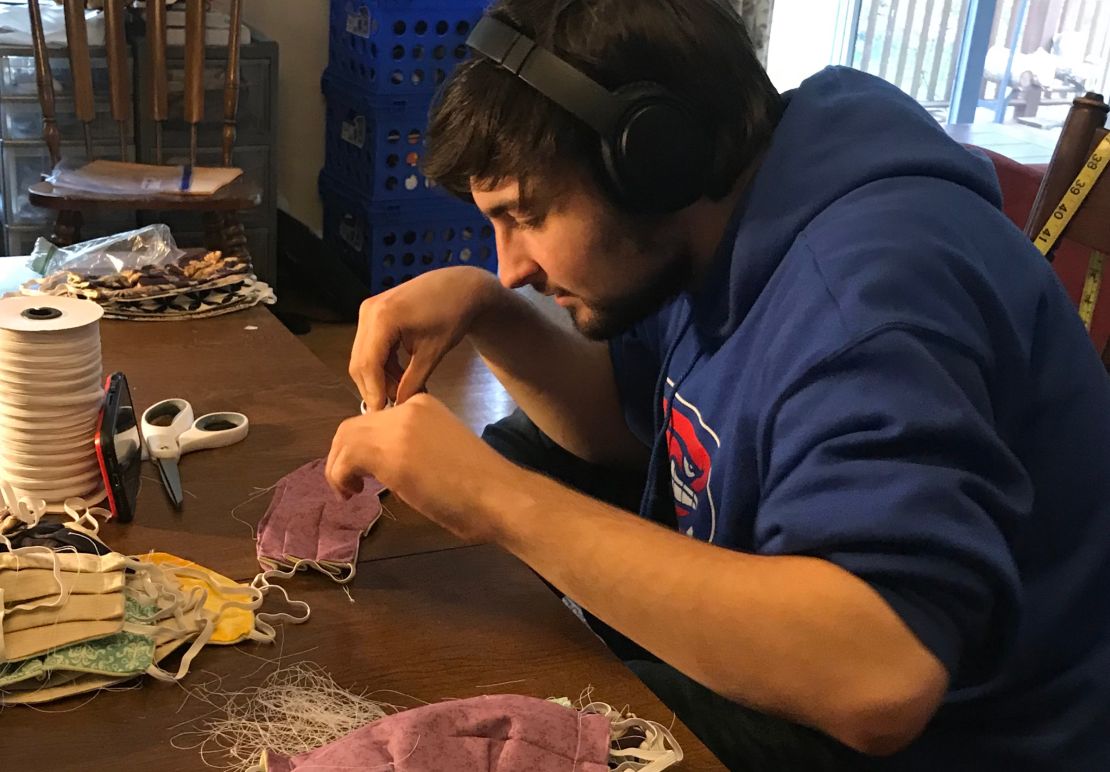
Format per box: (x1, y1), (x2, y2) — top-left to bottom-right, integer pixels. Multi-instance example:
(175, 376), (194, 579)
(1024, 91), (1110, 371)
(24, 0), (260, 262)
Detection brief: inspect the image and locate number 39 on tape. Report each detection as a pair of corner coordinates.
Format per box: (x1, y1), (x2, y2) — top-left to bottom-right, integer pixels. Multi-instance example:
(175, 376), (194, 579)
(1034, 134), (1110, 331)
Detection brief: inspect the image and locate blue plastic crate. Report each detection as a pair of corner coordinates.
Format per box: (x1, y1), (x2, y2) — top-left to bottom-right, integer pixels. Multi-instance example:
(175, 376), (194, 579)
(320, 172), (497, 294)
(322, 71), (446, 203)
(328, 0), (486, 95)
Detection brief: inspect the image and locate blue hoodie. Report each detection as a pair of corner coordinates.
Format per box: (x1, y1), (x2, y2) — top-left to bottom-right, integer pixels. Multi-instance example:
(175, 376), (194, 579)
(609, 67), (1110, 769)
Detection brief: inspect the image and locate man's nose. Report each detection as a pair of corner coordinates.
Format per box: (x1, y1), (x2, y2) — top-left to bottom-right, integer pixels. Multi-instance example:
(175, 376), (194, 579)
(495, 230), (543, 290)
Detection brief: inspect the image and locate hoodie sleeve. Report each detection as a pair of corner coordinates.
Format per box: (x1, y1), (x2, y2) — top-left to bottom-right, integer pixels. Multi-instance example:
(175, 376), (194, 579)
(756, 324), (1031, 685)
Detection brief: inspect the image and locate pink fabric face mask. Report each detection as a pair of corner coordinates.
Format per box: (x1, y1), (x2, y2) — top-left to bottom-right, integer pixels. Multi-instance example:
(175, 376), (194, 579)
(255, 458), (385, 583)
(261, 694), (616, 772)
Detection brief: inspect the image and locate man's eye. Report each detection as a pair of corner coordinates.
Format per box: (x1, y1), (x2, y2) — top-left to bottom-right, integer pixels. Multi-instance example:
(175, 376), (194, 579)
(517, 216), (545, 230)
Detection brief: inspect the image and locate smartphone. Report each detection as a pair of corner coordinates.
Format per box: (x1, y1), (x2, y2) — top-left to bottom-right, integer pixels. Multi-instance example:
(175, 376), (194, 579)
(94, 372), (143, 523)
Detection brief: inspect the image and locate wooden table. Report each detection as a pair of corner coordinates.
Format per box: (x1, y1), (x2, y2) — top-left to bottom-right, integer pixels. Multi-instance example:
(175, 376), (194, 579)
(0, 307), (723, 770)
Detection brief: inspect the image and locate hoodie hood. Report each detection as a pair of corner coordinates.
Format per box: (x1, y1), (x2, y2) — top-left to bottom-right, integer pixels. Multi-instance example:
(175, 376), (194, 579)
(691, 66), (1002, 343)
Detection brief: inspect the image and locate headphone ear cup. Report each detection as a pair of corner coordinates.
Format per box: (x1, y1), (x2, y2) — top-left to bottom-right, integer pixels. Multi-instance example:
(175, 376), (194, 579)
(597, 126), (627, 210)
(604, 83), (712, 214)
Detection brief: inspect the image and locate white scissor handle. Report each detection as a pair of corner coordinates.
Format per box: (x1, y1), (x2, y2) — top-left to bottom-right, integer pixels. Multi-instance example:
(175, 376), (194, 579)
(141, 399), (195, 460)
(176, 412), (249, 455)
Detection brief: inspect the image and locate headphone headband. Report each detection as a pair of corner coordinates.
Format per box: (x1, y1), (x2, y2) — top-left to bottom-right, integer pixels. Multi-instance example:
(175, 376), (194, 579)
(466, 16), (623, 136)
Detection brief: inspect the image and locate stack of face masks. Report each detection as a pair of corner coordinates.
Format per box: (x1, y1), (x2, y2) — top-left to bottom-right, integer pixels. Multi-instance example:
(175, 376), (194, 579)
(0, 481), (305, 705)
(0, 536), (205, 704)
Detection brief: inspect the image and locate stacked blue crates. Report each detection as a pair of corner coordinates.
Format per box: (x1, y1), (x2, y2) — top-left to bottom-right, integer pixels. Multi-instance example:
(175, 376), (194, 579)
(321, 0), (495, 293)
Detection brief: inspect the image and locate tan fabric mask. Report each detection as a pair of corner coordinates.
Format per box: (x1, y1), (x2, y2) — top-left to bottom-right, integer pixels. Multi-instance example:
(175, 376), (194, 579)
(0, 551), (128, 662)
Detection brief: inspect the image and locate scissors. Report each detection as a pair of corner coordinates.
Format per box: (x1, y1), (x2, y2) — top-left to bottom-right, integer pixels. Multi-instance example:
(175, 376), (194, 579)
(140, 398), (249, 508)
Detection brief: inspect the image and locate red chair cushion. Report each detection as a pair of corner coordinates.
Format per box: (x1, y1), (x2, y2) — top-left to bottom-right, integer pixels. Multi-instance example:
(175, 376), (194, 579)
(976, 146), (1109, 354)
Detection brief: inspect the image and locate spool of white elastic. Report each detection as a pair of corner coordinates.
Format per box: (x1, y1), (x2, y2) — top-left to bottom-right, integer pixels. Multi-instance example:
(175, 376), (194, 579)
(0, 296), (107, 511)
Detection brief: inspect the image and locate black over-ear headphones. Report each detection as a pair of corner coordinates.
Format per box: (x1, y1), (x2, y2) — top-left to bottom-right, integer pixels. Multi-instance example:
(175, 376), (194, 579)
(465, 15), (712, 214)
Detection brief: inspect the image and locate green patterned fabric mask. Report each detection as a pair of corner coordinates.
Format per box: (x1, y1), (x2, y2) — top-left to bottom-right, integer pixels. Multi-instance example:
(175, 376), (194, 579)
(0, 597), (157, 701)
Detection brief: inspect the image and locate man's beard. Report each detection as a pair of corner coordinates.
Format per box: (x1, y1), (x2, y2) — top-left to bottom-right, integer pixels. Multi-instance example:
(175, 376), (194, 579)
(570, 253), (692, 340)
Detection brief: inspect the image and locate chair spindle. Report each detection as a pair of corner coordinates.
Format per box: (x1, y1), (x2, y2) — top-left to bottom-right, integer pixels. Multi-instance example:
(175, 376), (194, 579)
(222, 0), (244, 167)
(184, 0), (206, 167)
(104, 0), (131, 161)
(63, 0), (96, 160)
(148, 0), (169, 164)
(26, 0), (61, 168)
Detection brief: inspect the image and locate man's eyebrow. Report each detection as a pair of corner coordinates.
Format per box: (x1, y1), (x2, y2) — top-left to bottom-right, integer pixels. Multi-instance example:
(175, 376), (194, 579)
(481, 199), (520, 220)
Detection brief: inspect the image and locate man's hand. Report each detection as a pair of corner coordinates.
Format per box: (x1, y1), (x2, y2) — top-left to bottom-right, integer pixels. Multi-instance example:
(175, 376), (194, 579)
(325, 394), (519, 542)
(349, 267), (502, 410)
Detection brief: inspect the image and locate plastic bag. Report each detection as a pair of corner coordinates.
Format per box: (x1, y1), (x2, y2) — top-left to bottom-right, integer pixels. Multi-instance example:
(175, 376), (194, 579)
(27, 224), (186, 277)
(0, 5), (104, 47)
(0, 256), (38, 298)
(45, 159), (243, 197)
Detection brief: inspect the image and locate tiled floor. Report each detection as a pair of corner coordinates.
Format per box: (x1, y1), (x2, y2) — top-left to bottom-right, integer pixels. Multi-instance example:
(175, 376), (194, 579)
(944, 119), (1062, 165)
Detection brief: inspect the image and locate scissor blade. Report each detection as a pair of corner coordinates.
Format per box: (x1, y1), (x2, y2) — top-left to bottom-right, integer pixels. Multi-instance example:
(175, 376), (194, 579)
(155, 458), (184, 508)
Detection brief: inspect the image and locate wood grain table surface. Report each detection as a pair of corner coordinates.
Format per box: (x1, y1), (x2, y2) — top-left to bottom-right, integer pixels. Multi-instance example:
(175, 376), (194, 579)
(0, 306), (724, 770)
(95, 306), (469, 581)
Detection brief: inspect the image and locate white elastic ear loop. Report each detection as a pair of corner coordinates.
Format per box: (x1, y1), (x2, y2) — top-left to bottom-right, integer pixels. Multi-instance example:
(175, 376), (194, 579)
(121, 559), (218, 682)
(163, 564), (283, 645)
(167, 565), (265, 609)
(251, 566), (313, 641)
(126, 560), (218, 626)
(0, 479), (47, 531)
(62, 497), (112, 537)
(256, 554), (357, 584)
(145, 615), (218, 683)
(0, 546), (78, 613)
(583, 701), (683, 772)
(124, 559), (216, 651)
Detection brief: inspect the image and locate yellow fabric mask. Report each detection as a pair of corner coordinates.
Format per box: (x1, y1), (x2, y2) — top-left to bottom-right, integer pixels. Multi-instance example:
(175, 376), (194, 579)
(135, 552), (306, 645)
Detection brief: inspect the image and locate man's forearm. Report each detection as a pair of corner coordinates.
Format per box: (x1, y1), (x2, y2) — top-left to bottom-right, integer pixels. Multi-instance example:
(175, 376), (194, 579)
(469, 287), (646, 468)
(485, 466), (949, 755)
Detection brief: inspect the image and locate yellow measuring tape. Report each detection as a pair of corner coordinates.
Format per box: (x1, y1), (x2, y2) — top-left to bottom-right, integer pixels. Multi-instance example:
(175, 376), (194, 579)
(1032, 133), (1110, 331)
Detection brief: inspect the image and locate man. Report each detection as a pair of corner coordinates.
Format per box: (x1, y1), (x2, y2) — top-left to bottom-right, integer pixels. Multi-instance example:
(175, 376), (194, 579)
(325, 0), (1110, 768)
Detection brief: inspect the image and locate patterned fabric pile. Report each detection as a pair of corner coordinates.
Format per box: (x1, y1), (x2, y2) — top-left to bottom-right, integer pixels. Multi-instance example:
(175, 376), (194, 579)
(0, 487), (299, 705)
(19, 250), (275, 321)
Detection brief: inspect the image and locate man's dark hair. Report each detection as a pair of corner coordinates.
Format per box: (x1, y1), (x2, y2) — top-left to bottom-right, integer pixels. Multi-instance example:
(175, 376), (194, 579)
(424, 0), (783, 210)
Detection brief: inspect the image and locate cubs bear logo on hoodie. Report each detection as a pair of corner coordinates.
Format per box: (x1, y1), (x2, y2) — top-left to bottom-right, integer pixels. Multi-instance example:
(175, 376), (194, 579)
(663, 384), (720, 542)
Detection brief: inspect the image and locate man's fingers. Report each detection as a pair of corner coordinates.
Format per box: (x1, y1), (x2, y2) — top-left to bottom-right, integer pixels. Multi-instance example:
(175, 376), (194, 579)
(349, 306), (398, 411)
(348, 301), (374, 403)
(384, 351), (405, 404)
(396, 349), (440, 404)
(342, 474), (366, 497)
(327, 419), (361, 497)
(326, 446), (367, 500)
(324, 433), (346, 498)
(327, 415), (388, 499)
